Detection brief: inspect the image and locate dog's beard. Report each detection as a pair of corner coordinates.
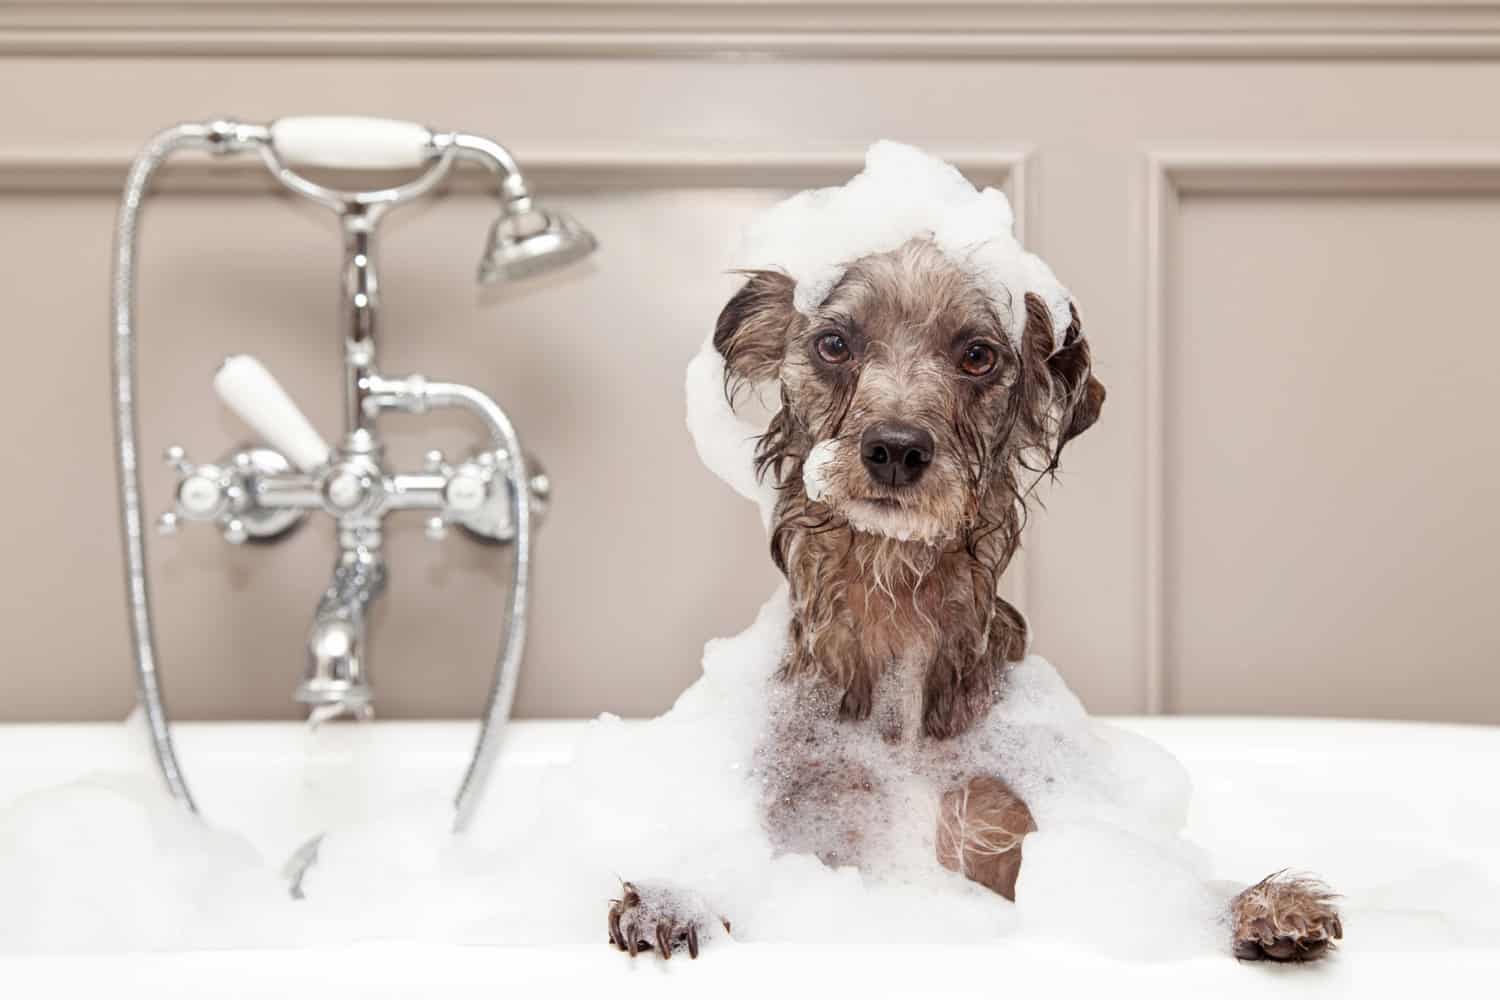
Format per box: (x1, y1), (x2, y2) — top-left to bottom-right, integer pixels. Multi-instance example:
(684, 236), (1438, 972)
(800, 438), (968, 544)
(797, 434), (980, 544)
(841, 498), (950, 544)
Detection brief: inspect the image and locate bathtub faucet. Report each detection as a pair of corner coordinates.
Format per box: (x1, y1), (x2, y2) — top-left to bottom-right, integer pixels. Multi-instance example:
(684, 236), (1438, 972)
(115, 116), (586, 830)
(303, 543), (384, 724)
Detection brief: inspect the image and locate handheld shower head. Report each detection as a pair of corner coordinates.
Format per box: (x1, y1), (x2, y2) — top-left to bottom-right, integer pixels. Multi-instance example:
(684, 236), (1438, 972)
(439, 131), (597, 284)
(479, 202), (597, 284)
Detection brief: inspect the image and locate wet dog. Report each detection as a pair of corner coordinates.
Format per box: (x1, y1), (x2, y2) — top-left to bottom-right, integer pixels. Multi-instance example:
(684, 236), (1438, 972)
(609, 237), (1341, 962)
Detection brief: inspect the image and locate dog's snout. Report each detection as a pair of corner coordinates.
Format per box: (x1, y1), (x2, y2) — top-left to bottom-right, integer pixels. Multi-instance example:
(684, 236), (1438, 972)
(860, 422), (934, 487)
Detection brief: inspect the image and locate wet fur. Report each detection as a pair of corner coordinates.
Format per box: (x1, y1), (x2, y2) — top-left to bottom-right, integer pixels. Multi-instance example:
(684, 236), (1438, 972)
(715, 240), (1101, 741)
(610, 237), (1340, 961)
(717, 240), (1092, 899)
(1230, 873), (1344, 961)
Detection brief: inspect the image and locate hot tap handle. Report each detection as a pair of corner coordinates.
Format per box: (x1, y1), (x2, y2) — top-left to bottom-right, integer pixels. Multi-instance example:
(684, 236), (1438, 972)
(158, 443), (304, 545)
(158, 444), (230, 531)
(214, 355), (330, 472)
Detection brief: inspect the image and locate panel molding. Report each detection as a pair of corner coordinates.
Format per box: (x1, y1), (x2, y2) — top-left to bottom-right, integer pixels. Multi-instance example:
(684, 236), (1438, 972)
(0, 146), (1026, 198)
(1141, 146), (1500, 713)
(6, 1), (1500, 59)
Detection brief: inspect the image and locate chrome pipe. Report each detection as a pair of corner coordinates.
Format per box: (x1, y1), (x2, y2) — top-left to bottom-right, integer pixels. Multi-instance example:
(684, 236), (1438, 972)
(365, 374), (531, 833)
(340, 215), (379, 436)
(253, 474), (323, 510)
(384, 474), (449, 509)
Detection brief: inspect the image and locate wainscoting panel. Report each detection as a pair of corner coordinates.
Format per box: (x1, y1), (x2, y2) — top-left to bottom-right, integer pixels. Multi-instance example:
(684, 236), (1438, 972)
(1149, 155), (1500, 720)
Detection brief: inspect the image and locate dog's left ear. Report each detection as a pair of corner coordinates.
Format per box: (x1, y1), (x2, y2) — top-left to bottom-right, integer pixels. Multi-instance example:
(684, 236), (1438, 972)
(1023, 293), (1106, 464)
(714, 269), (799, 402)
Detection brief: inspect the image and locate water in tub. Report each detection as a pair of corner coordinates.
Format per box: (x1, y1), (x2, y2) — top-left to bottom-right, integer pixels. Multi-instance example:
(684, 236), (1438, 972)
(2, 142), (1497, 958)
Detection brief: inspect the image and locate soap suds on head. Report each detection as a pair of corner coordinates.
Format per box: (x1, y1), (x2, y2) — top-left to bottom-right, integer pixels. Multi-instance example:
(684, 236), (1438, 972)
(735, 142), (1074, 354)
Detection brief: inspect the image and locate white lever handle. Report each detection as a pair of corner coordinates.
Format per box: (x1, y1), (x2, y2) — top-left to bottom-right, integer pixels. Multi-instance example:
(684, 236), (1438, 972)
(269, 116), (434, 170)
(214, 355), (330, 472)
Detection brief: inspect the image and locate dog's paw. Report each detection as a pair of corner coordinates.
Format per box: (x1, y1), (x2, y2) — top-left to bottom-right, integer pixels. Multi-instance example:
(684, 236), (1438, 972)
(607, 880), (729, 959)
(1230, 872), (1343, 963)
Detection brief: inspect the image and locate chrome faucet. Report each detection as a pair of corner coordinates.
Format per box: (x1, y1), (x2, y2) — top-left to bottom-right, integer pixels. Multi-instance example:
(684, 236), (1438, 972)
(112, 117), (589, 831)
(303, 544), (384, 724)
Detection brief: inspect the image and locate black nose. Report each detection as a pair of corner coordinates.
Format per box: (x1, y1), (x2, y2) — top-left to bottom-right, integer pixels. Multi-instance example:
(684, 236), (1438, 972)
(860, 422), (935, 487)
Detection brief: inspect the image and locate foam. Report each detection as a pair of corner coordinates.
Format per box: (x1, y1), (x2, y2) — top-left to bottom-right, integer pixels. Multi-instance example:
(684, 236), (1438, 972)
(801, 439), (839, 502)
(734, 141), (1074, 353)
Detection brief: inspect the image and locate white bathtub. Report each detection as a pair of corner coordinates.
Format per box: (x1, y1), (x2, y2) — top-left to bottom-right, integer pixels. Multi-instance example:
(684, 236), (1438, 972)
(1, 717), (1496, 998)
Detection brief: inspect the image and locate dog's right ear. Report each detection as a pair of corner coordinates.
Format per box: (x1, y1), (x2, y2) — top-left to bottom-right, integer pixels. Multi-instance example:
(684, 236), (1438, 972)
(714, 269), (798, 402)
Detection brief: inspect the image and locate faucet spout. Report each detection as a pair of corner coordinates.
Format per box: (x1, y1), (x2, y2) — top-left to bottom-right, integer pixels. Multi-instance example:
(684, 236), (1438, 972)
(298, 546), (384, 723)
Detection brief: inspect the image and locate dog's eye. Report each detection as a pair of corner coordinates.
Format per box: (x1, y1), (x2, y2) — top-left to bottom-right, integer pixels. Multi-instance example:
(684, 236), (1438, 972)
(960, 342), (998, 377)
(815, 332), (852, 364)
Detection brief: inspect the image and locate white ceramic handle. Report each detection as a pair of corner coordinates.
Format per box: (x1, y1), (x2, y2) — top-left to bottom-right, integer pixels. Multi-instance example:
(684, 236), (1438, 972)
(269, 116), (434, 170)
(214, 355), (330, 472)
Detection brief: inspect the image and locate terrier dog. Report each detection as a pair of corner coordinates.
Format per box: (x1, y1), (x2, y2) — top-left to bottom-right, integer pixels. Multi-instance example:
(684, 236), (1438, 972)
(608, 236), (1342, 963)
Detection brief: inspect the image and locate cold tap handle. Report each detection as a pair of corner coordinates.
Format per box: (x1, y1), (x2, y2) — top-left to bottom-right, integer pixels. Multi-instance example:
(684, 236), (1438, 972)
(269, 116), (435, 170)
(214, 355), (330, 472)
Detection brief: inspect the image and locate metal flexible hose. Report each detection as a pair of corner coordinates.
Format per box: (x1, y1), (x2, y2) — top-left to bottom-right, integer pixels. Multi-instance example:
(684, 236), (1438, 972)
(111, 123), (217, 811)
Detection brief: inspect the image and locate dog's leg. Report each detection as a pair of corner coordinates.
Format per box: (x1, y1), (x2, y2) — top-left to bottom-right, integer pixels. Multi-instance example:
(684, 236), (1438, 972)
(607, 880), (730, 960)
(935, 775), (1036, 900)
(761, 718), (885, 868)
(1228, 872), (1343, 962)
(921, 596), (1023, 740)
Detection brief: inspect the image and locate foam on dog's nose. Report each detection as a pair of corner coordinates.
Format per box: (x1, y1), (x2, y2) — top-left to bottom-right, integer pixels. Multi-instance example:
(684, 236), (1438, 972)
(802, 439), (839, 502)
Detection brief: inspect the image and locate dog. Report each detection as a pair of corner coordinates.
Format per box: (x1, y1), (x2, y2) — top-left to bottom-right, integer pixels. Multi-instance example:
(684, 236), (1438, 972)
(608, 235), (1342, 963)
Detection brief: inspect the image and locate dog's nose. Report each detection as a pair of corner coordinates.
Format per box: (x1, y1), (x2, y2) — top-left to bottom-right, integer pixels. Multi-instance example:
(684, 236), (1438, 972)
(860, 422), (935, 487)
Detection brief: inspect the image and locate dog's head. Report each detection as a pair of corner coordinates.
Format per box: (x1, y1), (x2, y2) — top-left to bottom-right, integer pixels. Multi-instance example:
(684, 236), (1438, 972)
(714, 237), (1104, 546)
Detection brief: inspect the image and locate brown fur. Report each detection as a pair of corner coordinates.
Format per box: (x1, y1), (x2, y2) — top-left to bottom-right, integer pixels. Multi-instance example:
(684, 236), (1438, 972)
(716, 238), (1102, 740)
(611, 236), (1339, 964)
(936, 776), (1037, 900)
(716, 239), (1100, 923)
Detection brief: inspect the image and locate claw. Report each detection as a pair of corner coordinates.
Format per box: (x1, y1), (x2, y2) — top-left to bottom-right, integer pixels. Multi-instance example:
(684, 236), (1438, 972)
(608, 881), (722, 961)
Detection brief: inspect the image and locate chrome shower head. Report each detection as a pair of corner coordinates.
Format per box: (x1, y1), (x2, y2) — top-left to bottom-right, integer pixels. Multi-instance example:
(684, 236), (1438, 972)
(478, 202), (597, 284)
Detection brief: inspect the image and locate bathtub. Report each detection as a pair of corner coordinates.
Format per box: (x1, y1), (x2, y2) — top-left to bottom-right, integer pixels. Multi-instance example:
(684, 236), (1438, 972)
(0, 717), (1496, 998)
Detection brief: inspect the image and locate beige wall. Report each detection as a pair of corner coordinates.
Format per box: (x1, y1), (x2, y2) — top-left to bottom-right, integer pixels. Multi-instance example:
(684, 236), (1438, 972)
(0, 2), (1497, 723)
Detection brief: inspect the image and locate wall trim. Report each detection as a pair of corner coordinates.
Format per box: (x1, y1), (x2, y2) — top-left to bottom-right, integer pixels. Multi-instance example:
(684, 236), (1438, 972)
(1141, 146), (1500, 713)
(0, 146), (1025, 196)
(6, 2), (1500, 59)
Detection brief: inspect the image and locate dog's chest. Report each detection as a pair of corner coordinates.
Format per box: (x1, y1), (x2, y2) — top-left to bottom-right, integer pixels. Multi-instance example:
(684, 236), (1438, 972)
(869, 650), (930, 744)
(843, 559), (943, 654)
(841, 555), (948, 743)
